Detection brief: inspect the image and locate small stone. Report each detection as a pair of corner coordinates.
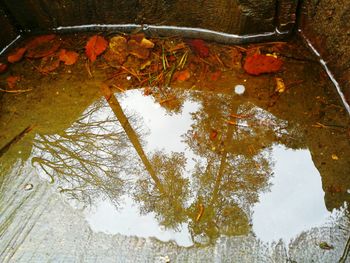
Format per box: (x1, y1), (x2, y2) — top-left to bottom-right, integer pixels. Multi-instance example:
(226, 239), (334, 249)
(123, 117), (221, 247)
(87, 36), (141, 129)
(24, 183), (34, 191)
(331, 154), (339, 160)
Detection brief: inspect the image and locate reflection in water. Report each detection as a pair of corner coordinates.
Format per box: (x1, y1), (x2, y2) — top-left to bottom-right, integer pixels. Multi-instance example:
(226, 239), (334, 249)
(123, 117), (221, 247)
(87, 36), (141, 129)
(31, 99), (139, 207)
(1, 86), (350, 261)
(28, 88), (350, 249)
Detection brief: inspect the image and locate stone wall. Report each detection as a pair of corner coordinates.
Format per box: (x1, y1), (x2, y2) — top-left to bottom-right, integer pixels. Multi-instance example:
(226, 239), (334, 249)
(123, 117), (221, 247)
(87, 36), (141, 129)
(300, 0), (350, 105)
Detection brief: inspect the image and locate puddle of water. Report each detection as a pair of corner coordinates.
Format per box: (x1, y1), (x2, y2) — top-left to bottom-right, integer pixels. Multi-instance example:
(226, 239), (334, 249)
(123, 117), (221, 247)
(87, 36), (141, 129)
(1, 33), (350, 262)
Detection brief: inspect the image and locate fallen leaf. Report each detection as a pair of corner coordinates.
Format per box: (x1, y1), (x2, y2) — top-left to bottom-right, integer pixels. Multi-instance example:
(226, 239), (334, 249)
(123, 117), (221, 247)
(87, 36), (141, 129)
(7, 76), (21, 89)
(275, 77), (286, 93)
(173, 69), (191, 82)
(104, 36), (127, 66)
(140, 38), (155, 49)
(187, 39), (209, 58)
(195, 204), (205, 222)
(85, 35), (108, 62)
(319, 242), (334, 250)
(128, 39), (150, 59)
(26, 35), (61, 58)
(109, 36), (127, 52)
(210, 130), (218, 140)
(8, 47), (27, 63)
(244, 54), (283, 75)
(39, 55), (60, 73)
(59, 49), (79, 65)
(210, 70), (222, 81)
(0, 63), (8, 74)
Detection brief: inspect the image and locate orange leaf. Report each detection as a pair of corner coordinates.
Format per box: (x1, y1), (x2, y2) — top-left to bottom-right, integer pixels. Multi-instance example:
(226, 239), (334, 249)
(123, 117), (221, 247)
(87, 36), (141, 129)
(187, 39), (209, 58)
(210, 130), (218, 140)
(173, 69), (191, 82)
(0, 63), (8, 74)
(210, 70), (222, 81)
(59, 49), (79, 65)
(8, 47), (27, 63)
(85, 35), (108, 62)
(7, 76), (21, 89)
(25, 34), (61, 59)
(244, 54), (283, 75)
(39, 55), (60, 73)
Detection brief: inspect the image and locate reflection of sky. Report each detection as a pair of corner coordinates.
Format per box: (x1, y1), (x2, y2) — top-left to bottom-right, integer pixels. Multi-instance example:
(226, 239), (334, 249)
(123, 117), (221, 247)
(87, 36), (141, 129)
(253, 145), (330, 243)
(85, 90), (197, 247)
(84, 89), (331, 247)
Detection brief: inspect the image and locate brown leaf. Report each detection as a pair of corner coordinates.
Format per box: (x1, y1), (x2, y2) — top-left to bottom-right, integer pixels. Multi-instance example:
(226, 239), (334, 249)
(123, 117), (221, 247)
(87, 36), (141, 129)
(244, 54), (283, 75)
(39, 55), (60, 73)
(210, 70), (222, 81)
(173, 69), (191, 82)
(104, 36), (128, 66)
(26, 35), (61, 59)
(0, 63), (8, 74)
(128, 39), (150, 59)
(140, 38), (155, 49)
(7, 76), (21, 89)
(8, 47), (27, 63)
(210, 130), (218, 140)
(187, 39), (209, 58)
(85, 35), (108, 62)
(59, 49), (79, 65)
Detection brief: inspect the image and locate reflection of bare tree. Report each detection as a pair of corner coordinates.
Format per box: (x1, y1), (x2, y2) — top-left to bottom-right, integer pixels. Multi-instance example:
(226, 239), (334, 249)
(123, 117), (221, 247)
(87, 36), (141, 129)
(101, 86), (190, 229)
(184, 92), (276, 244)
(31, 99), (137, 207)
(133, 151), (190, 229)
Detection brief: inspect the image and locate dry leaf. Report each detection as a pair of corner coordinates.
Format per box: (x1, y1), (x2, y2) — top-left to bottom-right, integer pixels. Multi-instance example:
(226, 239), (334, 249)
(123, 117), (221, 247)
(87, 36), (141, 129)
(104, 36), (128, 66)
(210, 130), (218, 140)
(39, 55), (60, 73)
(85, 35), (108, 62)
(187, 39), (209, 58)
(59, 49), (79, 65)
(7, 76), (21, 89)
(173, 69), (191, 82)
(128, 39), (150, 59)
(210, 70), (222, 81)
(8, 47), (27, 63)
(26, 35), (61, 59)
(140, 38), (155, 49)
(244, 54), (283, 75)
(275, 77), (286, 93)
(0, 63), (8, 74)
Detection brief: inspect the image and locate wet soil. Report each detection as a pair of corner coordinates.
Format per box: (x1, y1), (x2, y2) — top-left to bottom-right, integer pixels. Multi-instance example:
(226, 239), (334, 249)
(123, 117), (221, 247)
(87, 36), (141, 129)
(0, 33), (350, 262)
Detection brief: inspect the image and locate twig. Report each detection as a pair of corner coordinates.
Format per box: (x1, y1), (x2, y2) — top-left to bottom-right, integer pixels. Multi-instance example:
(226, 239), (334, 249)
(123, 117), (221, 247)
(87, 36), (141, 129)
(0, 125), (34, 158)
(0, 88), (32, 93)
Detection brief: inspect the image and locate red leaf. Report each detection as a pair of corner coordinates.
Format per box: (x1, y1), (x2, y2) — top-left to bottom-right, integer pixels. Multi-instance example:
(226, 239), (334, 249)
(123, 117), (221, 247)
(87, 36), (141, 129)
(25, 34), (61, 59)
(210, 130), (218, 140)
(173, 69), (191, 82)
(187, 39), (209, 58)
(244, 54), (283, 75)
(0, 63), (8, 74)
(7, 76), (21, 89)
(59, 49), (79, 65)
(210, 70), (222, 81)
(8, 47), (27, 63)
(85, 35), (108, 62)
